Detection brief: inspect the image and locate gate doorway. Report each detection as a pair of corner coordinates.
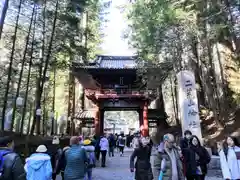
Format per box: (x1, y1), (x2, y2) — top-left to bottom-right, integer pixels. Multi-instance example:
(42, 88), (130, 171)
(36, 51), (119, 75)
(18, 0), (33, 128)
(104, 110), (139, 134)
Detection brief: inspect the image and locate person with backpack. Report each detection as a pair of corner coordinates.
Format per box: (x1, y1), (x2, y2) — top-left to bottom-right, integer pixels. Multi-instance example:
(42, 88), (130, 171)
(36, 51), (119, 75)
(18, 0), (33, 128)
(99, 134), (109, 167)
(118, 136), (125, 156)
(108, 133), (115, 157)
(0, 136), (26, 180)
(64, 136), (88, 180)
(24, 145), (52, 180)
(58, 146), (70, 180)
(48, 136), (63, 180)
(94, 136), (100, 161)
(82, 139), (95, 180)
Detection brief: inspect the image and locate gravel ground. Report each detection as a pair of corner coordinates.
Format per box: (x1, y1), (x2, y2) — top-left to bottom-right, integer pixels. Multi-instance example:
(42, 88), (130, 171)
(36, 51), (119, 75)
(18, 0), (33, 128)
(57, 148), (223, 180)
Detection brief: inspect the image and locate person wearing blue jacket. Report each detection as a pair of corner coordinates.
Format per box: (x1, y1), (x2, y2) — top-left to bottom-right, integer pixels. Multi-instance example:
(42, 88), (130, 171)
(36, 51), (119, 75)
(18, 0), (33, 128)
(64, 136), (88, 180)
(24, 145), (52, 180)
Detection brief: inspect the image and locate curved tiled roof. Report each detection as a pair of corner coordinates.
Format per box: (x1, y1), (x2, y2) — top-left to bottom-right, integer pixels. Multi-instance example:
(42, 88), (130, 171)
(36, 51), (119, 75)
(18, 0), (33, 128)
(75, 110), (95, 120)
(73, 55), (138, 69)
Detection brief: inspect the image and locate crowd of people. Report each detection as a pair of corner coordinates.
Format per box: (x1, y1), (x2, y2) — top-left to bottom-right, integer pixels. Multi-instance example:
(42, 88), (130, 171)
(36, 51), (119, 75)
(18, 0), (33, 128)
(0, 130), (239, 180)
(130, 130), (240, 180)
(0, 132), (129, 180)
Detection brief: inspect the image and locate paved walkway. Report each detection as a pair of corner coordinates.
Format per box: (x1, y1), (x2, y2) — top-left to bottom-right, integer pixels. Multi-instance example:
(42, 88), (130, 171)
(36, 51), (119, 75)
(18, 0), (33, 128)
(57, 148), (222, 180)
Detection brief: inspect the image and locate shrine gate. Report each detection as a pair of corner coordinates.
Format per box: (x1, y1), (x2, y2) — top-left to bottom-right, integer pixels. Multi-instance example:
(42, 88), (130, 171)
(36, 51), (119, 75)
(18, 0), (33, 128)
(71, 55), (167, 136)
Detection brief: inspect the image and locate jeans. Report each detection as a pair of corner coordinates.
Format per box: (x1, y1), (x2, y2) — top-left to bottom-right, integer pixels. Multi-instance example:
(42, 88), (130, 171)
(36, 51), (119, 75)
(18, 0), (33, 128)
(84, 169), (92, 180)
(100, 150), (107, 167)
(119, 146), (124, 154)
(109, 146), (114, 157)
(95, 149), (100, 161)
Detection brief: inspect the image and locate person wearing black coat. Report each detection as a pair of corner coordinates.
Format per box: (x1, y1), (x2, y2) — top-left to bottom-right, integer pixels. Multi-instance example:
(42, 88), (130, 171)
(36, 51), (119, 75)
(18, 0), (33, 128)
(184, 135), (211, 180)
(130, 137), (153, 180)
(0, 136), (26, 180)
(48, 136), (63, 180)
(180, 130), (192, 150)
(94, 136), (101, 160)
(58, 146), (70, 180)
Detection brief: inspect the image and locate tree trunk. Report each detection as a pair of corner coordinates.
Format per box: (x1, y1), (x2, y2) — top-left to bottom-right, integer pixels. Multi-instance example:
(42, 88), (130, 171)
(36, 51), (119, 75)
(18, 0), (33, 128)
(20, 8), (37, 135)
(1, 0), (23, 130)
(0, 0), (9, 39)
(11, 4), (36, 131)
(197, 1), (223, 128)
(27, 103), (33, 135)
(51, 65), (56, 135)
(83, 11), (89, 62)
(223, 0), (239, 53)
(31, 0), (58, 135)
(170, 75), (179, 125)
(190, 35), (206, 107)
(30, 0), (46, 135)
(43, 90), (46, 135)
(81, 86), (85, 110)
(67, 69), (74, 134)
(71, 78), (76, 135)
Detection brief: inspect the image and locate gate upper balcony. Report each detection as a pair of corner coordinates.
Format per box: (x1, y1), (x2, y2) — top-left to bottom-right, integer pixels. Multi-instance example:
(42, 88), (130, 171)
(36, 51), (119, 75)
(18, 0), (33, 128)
(72, 55), (146, 91)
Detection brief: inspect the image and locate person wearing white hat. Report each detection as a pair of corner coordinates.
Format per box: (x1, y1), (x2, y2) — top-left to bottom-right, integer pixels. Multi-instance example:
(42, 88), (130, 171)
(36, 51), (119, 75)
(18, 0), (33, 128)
(24, 145), (52, 180)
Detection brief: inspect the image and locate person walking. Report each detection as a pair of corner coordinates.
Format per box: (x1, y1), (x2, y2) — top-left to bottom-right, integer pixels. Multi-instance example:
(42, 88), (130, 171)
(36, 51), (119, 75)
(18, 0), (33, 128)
(94, 136), (101, 161)
(108, 133), (115, 157)
(118, 136), (125, 156)
(218, 136), (240, 180)
(64, 136), (88, 180)
(99, 134), (109, 167)
(184, 135), (211, 180)
(58, 146), (70, 180)
(0, 136), (26, 180)
(132, 132), (140, 149)
(130, 137), (153, 180)
(153, 133), (185, 180)
(24, 145), (52, 180)
(48, 136), (63, 180)
(82, 138), (95, 180)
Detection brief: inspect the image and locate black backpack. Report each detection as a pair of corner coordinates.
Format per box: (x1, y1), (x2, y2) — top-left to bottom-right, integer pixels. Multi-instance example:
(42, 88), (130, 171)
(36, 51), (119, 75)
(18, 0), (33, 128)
(0, 150), (12, 177)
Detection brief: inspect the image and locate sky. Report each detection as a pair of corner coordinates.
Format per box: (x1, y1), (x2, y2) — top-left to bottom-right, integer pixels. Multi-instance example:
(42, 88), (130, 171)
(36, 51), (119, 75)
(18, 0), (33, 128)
(100, 0), (135, 56)
(0, 0), (135, 55)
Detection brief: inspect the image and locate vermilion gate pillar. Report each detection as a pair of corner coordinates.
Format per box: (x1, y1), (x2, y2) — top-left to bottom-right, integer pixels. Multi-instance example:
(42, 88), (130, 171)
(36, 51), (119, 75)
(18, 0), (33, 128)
(142, 102), (149, 137)
(94, 106), (100, 136)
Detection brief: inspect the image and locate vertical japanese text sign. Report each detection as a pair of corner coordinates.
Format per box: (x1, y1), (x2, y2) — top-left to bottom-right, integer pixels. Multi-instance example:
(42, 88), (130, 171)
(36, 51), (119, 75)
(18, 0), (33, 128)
(177, 70), (202, 140)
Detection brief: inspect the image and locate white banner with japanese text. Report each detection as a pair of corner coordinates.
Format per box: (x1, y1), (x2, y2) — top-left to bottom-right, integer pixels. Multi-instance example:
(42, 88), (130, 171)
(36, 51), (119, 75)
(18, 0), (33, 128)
(177, 70), (202, 141)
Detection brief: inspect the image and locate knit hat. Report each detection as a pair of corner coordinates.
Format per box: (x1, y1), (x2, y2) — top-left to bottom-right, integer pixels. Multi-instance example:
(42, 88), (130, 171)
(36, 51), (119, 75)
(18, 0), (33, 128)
(36, 145), (47, 153)
(83, 139), (91, 145)
(52, 136), (60, 144)
(163, 133), (175, 142)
